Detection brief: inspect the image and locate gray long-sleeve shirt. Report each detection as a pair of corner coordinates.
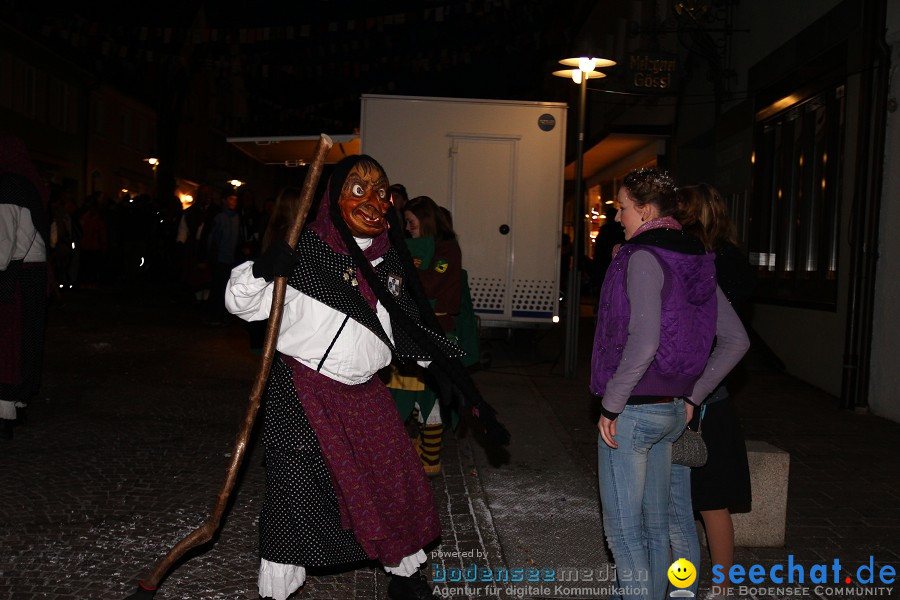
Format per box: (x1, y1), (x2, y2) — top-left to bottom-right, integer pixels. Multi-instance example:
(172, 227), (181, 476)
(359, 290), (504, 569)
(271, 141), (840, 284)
(600, 250), (751, 416)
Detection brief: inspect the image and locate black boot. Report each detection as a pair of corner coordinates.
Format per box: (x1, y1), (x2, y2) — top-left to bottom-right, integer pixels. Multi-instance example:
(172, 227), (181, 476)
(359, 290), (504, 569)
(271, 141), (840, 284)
(388, 571), (433, 600)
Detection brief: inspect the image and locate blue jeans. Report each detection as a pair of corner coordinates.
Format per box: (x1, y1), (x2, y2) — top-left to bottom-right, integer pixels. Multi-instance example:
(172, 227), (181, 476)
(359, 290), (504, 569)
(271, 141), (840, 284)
(598, 400), (685, 600)
(669, 463), (701, 597)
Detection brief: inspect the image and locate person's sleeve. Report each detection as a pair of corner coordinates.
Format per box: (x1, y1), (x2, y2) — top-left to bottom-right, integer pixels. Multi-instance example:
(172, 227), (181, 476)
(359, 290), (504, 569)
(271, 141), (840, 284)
(207, 214), (221, 251)
(404, 236), (435, 270)
(599, 250), (664, 420)
(688, 286), (751, 403)
(0, 204), (20, 269)
(224, 260), (299, 321)
(176, 215), (189, 244)
(418, 240), (462, 317)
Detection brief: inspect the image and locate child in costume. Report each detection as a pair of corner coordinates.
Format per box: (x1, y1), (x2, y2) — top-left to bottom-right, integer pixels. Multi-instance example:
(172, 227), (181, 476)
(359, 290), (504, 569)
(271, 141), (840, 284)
(387, 196), (475, 476)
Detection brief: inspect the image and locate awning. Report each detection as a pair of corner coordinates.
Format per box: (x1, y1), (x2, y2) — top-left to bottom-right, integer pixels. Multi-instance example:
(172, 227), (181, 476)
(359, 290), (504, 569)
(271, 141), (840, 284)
(227, 134), (360, 166)
(565, 102), (676, 181)
(565, 133), (665, 181)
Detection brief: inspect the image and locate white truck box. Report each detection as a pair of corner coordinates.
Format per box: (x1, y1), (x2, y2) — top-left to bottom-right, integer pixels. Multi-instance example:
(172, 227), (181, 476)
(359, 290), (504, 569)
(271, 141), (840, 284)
(360, 94), (567, 327)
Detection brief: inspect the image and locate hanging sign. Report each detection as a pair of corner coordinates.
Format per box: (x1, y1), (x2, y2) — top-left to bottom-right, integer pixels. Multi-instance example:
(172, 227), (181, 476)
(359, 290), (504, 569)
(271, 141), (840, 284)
(625, 52), (678, 93)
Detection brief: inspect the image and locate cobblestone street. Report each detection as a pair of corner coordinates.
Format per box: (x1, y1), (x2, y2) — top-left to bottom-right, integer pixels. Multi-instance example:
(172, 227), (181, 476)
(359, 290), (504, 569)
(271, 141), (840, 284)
(2, 283), (900, 600)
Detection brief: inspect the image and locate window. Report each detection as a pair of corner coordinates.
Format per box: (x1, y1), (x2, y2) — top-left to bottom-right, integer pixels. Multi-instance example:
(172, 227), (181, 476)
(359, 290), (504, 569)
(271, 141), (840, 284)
(93, 97), (106, 136)
(23, 65), (36, 117)
(0, 51), (11, 109)
(48, 78), (62, 129)
(748, 82), (845, 309)
(138, 118), (148, 154)
(121, 108), (133, 147)
(61, 84), (71, 133)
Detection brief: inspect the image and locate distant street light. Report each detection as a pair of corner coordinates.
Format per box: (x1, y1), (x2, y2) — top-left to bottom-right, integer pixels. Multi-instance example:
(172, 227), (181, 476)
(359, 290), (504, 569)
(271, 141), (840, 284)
(228, 179), (245, 189)
(553, 54), (615, 378)
(144, 157), (160, 199)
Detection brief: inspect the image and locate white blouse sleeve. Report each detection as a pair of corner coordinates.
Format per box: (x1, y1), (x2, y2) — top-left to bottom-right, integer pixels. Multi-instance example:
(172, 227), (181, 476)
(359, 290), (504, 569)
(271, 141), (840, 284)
(225, 260), (300, 321)
(225, 258), (394, 384)
(0, 204), (19, 269)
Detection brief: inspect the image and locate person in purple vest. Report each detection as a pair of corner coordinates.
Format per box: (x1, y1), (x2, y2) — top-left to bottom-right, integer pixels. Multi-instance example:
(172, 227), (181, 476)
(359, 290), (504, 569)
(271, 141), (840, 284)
(590, 168), (749, 600)
(669, 183), (756, 599)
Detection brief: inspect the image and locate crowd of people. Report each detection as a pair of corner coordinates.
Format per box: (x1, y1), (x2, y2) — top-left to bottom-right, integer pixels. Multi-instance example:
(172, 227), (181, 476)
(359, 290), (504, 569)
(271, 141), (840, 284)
(46, 188), (184, 291)
(6, 133), (757, 600)
(218, 161), (753, 600)
(38, 179), (276, 325)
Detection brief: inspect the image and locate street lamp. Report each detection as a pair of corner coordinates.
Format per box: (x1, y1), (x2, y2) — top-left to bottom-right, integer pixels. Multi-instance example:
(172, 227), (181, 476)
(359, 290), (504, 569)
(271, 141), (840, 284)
(553, 55), (615, 378)
(144, 157), (160, 199)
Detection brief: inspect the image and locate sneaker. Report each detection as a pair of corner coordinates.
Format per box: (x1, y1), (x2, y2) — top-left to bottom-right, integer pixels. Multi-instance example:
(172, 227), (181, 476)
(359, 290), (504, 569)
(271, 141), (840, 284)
(387, 571), (433, 600)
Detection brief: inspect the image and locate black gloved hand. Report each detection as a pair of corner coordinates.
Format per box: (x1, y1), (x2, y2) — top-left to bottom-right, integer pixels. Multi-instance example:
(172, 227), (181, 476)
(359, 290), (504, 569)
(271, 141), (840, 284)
(469, 396), (511, 446)
(425, 361), (510, 447)
(252, 240), (299, 282)
(425, 362), (458, 415)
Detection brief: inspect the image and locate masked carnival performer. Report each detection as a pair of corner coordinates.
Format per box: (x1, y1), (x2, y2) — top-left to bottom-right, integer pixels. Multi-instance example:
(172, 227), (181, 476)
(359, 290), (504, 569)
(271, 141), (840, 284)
(226, 155), (502, 600)
(1, 136), (50, 440)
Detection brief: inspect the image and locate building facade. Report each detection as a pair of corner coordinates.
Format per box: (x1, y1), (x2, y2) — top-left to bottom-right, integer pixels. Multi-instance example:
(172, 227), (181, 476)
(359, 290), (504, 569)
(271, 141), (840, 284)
(565, 0), (898, 421)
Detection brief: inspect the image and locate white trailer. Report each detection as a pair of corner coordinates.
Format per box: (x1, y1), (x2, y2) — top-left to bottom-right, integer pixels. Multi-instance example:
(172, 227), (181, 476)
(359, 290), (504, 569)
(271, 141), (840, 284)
(360, 94), (567, 328)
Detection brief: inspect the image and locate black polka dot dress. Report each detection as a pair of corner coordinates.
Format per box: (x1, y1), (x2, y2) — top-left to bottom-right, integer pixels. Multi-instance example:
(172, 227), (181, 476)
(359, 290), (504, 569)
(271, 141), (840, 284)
(248, 228), (451, 571)
(259, 357), (368, 566)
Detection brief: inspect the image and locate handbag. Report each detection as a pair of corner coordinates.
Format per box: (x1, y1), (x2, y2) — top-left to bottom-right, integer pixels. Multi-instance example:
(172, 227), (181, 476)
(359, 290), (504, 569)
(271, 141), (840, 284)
(671, 407), (707, 467)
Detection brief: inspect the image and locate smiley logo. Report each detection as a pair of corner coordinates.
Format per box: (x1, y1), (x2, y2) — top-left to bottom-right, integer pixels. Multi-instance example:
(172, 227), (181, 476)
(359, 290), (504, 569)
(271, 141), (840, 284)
(667, 558), (697, 589)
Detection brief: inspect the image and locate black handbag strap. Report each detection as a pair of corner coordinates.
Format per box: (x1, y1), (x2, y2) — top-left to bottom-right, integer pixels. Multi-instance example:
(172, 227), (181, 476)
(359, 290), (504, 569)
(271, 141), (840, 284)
(686, 402), (705, 432)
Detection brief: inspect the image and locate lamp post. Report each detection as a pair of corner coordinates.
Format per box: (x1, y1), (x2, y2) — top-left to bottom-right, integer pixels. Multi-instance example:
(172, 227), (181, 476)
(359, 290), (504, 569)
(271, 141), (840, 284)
(553, 56), (615, 378)
(144, 157), (159, 199)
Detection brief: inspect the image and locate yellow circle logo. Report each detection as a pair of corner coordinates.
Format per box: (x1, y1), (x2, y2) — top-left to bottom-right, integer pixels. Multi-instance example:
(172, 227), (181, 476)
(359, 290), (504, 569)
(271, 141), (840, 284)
(668, 558), (697, 588)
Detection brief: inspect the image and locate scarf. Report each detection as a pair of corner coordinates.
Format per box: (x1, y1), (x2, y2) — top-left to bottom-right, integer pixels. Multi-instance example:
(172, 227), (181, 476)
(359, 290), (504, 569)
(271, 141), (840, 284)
(631, 215), (682, 238)
(307, 158), (391, 308)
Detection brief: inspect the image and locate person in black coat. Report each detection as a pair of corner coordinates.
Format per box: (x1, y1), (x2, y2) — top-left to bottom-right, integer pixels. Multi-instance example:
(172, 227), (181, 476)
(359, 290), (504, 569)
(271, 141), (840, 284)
(672, 183), (755, 597)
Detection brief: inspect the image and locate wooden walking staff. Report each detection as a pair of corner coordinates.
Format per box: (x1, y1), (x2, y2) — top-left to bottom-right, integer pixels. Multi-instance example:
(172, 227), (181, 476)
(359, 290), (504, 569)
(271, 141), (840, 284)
(124, 134), (334, 600)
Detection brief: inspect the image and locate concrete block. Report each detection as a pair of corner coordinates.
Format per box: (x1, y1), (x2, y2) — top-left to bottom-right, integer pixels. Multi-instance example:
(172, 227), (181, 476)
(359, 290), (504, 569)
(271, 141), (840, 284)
(731, 440), (790, 547)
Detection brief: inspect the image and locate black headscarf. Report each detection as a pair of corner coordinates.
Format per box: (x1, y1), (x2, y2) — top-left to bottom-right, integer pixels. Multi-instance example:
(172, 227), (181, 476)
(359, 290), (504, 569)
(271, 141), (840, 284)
(318, 155), (510, 446)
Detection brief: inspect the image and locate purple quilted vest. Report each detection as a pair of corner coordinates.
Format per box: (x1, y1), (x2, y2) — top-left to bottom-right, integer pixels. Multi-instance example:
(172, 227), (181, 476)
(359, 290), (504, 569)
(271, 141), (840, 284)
(590, 242), (717, 398)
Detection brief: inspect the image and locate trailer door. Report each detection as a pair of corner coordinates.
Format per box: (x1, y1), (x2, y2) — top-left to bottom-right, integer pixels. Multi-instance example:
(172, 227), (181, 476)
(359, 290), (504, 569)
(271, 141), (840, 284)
(449, 134), (518, 320)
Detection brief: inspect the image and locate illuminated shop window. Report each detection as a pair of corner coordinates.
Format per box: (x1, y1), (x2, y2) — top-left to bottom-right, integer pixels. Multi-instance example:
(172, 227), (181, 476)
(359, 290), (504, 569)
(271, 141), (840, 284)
(749, 82), (845, 309)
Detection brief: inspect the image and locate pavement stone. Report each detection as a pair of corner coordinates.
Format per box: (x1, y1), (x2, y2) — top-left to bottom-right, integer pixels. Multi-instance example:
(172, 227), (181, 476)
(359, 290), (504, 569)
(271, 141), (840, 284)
(3, 284), (900, 600)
